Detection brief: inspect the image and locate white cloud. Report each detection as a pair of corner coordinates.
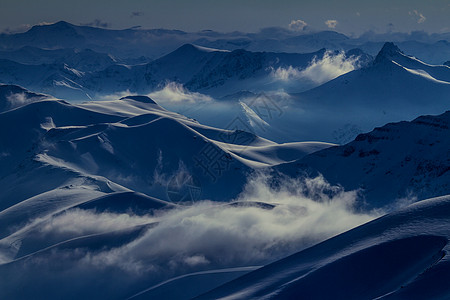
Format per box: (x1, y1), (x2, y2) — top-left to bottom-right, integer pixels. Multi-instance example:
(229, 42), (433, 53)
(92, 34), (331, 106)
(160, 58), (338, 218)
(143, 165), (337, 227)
(409, 10), (426, 24)
(325, 20), (338, 29)
(271, 51), (361, 84)
(270, 65), (302, 81)
(289, 19), (308, 31)
(0, 172), (381, 297)
(97, 82), (213, 104)
(6, 92), (43, 109)
(6, 92), (29, 106)
(148, 82), (213, 103)
(25, 172), (375, 274)
(39, 209), (156, 236)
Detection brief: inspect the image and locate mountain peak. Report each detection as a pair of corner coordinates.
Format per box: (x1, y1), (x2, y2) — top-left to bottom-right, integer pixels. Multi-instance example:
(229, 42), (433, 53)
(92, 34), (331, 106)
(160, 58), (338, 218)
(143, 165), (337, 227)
(26, 21), (79, 37)
(375, 42), (403, 63)
(50, 21), (73, 27)
(30, 21), (73, 31)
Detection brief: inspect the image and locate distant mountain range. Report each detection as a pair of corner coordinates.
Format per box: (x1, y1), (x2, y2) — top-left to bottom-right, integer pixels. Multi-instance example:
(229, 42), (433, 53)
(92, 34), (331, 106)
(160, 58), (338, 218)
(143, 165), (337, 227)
(1, 21), (450, 63)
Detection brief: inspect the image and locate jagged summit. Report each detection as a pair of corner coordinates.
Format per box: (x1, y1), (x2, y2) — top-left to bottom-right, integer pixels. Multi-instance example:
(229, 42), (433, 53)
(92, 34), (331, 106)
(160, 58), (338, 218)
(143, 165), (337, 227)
(374, 42), (404, 63)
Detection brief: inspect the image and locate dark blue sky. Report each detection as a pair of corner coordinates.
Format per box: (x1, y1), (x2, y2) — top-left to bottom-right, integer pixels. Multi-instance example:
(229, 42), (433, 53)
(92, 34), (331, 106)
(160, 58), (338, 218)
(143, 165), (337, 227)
(1, 0), (449, 35)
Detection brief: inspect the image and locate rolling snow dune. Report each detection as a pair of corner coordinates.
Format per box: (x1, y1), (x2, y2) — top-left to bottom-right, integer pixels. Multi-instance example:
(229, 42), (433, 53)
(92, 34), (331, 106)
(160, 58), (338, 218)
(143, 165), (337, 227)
(0, 88), (334, 207)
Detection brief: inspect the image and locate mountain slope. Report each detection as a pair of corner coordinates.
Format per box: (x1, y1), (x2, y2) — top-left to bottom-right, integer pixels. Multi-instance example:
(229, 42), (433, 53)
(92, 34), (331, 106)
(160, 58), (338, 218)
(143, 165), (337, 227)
(0, 59), (92, 99)
(276, 110), (450, 208)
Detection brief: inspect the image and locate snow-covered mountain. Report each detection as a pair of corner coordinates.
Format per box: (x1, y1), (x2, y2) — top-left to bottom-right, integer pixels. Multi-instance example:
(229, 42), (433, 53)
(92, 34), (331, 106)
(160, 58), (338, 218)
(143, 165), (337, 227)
(283, 42), (450, 142)
(93, 44), (370, 96)
(297, 42), (450, 110)
(0, 43), (371, 100)
(277, 110), (450, 209)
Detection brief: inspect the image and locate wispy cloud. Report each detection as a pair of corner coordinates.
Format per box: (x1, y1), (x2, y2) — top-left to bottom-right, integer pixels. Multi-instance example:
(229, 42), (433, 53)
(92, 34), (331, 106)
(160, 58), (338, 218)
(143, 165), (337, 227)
(5, 92), (47, 110)
(0, 172), (379, 297)
(148, 82), (213, 103)
(289, 19), (308, 31)
(18, 173), (376, 272)
(325, 20), (338, 29)
(271, 51), (361, 84)
(97, 82), (213, 104)
(270, 65), (303, 81)
(409, 10), (426, 24)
